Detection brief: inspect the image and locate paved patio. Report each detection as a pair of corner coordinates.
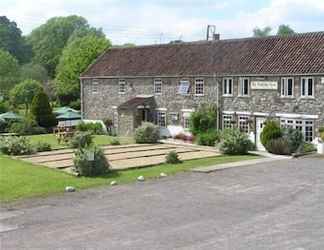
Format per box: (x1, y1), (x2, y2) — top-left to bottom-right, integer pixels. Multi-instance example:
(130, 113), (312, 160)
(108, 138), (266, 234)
(18, 143), (219, 171)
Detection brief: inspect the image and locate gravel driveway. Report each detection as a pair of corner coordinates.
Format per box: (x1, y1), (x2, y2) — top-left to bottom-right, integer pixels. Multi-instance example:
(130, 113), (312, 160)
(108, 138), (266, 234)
(1, 156), (324, 249)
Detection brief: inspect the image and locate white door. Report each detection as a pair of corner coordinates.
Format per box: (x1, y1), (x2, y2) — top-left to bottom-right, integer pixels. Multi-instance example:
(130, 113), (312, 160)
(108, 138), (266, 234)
(256, 117), (266, 151)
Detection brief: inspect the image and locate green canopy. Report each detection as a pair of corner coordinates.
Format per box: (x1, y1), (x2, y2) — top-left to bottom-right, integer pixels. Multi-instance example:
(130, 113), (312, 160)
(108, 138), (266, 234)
(54, 107), (80, 115)
(0, 112), (22, 120)
(56, 110), (81, 120)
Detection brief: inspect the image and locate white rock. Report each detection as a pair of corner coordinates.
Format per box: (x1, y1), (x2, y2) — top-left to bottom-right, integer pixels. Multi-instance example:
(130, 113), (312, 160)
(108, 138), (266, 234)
(65, 186), (76, 192)
(137, 175), (145, 181)
(160, 172), (167, 177)
(110, 180), (117, 186)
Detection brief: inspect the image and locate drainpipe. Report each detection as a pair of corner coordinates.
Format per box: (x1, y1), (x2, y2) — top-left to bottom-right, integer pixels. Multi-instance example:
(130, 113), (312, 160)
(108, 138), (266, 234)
(214, 73), (220, 130)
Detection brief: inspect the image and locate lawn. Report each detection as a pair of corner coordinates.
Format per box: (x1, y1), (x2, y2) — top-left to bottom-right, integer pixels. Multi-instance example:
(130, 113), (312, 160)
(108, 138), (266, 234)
(27, 134), (134, 149)
(0, 154), (260, 202)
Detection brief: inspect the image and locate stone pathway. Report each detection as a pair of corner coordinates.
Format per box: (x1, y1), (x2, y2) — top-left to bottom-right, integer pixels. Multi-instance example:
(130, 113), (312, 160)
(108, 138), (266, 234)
(19, 143), (220, 172)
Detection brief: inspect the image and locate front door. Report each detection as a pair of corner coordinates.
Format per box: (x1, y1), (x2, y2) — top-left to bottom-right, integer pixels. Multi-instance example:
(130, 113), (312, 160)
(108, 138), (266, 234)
(256, 117), (266, 151)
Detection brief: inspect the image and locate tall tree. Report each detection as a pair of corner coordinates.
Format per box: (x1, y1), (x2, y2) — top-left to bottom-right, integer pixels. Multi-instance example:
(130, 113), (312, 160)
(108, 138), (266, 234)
(253, 26), (272, 37)
(9, 79), (43, 114)
(277, 25), (295, 36)
(55, 34), (110, 105)
(0, 16), (31, 63)
(0, 49), (20, 97)
(20, 63), (48, 83)
(27, 15), (105, 77)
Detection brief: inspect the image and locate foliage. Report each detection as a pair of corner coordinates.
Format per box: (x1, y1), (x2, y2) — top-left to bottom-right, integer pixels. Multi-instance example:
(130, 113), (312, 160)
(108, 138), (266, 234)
(55, 34), (110, 105)
(35, 141), (52, 152)
(70, 131), (93, 148)
(0, 16), (31, 63)
(320, 127), (324, 141)
(283, 128), (304, 153)
(165, 151), (182, 164)
(265, 138), (291, 155)
(110, 138), (120, 145)
(0, 119), (7, 133)
(134, 122), (160, 143)
(301, 142), (316, 153)
(0, 136), (35, 155)
(0, 49), (20, 96)
(219, 129), (254, 155)
(9, 117), (47, 135)
(253, 26), (272, 37)
(73, 146), (110, 176)
(20, 63), (48, 83)
(197, 129), (220, 146)
(260, 120), (282, 148)
(319, 127), (324, 133)
(27, 15), (104, 77)
(76, 122), (104, 135)
(69, 99), (81, 110)
(277, 25), (295, 36)
(190, 104), (218, 135)
(9, 79), (43, 113)
(0, 101), (9, 113)
(30, 90), (57, 128)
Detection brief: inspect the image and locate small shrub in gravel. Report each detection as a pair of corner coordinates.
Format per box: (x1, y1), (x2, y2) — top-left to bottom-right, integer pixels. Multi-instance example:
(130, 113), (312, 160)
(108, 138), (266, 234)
(166, 151), (182, 164)
(134, 122), (160, 143)
(35, 142), (52, 152)
(219, 129), (254, 155)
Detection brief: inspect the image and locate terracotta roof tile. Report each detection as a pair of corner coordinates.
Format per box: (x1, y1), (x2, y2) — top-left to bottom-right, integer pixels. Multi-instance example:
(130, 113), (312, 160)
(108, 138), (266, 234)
(82, 32), (324, 77)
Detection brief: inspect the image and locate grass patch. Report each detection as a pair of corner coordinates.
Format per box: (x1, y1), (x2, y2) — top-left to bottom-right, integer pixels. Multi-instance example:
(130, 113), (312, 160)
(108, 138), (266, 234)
(27, 134), (134, 149)
(0, 154), (259, 202)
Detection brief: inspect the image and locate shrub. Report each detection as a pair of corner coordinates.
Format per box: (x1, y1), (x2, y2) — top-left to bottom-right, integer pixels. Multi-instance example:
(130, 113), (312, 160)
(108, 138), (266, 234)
(35, 142), (52, 152)
(319, 127), (324, 133)
(134, 122), (160, 143)
(197, 130), (220, 146)
(70, 132), (93, 148)
(0, 101), (9, 114)
(301, 142), (316, 153)
(166, 151), (182, 164)
(0, 119), (7, 133)
(9, 117), (47, 135)
(283, 128), (304, 153)
(219, 129), (254, 155)
(0, 136), (35, 155)
(265, 138), (291, 155)
(31, 90), (57, 129)
(69, 99), (81, 110)
(190, 104), (217, 135)
(76, 122), (104, 135)
(73, 146), (110, 176)
(260, 120), (282, 148)
(110, 138), (120, 145)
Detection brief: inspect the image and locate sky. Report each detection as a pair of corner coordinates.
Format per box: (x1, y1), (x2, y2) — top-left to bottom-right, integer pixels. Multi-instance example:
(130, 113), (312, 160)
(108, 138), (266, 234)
(1, 0), (324, 45)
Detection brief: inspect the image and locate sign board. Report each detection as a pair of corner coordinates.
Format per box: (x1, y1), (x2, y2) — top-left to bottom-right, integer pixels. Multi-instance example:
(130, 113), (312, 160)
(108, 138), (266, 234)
(251, 81), (278, 90)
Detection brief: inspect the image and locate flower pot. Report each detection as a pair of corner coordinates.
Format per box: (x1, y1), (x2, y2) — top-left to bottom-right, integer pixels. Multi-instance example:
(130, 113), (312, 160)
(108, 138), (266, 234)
(318, 143), (324, 154)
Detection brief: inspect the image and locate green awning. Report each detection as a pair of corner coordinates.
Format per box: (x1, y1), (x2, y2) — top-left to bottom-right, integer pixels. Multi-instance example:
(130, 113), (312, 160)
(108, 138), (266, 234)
(54, 107), (80, 115)
(56, 110), (81, 120)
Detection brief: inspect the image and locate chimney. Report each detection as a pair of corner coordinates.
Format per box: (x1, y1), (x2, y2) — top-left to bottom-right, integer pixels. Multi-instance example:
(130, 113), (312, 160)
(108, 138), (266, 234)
(213, 33), (220, 41)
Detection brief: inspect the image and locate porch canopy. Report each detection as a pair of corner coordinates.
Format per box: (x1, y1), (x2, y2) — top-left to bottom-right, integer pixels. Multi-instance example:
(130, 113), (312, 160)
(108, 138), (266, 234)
(118, 96), (155, 111)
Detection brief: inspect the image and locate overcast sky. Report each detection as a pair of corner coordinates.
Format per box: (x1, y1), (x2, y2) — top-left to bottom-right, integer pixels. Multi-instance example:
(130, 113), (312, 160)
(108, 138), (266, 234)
(1, 0), (324, 45)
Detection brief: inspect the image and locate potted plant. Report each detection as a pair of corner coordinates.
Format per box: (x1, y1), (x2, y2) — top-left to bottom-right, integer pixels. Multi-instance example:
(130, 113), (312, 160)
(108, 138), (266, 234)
(318, 128), (324, 154)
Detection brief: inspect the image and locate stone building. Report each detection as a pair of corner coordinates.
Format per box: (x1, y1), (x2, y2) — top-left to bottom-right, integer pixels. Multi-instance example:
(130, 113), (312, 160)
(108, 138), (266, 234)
(80, 32), (324, 150)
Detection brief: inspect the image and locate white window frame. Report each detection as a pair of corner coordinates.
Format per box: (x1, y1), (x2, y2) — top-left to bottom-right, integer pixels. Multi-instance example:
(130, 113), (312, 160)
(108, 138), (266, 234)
(239, 78), (249, 97)
(280, 119), (314, 142)
(238, 115), (249, 133)
(169, 112), (179, 125)
(154, 79), (162, 95)
(223, 114), (233, 129)
(92, 81), (99, 94)
(178, 80), (190, 95)
(156, 111), (166, 127)
(194, 79), (204, 96)
(301, 77), (314, 98)
(119, 80), (126, 94)
(223, 78), (233, 96)
(182, 112), (192, 130)
(281, 77), (294, 97)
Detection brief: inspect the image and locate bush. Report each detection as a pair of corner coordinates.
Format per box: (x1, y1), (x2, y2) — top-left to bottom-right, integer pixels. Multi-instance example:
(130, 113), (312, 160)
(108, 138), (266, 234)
(219, 129), (254, 155)
(197, 130), (220, 146)
(166, 151), (182, 164)
(265, 138), (291, 155)
(260, 120), (282, 148)
(76, 122), (104, 135)
(0, 119), (7, 133)
(70, 132), (93, 149)
(73, 146), (110, 176)
(9, 117), (47, 135)
(110, 138), (120, 145)
(134, 122), (160, 143)
(0, 136), (35, 155)
(35, 142), (52, 152)
(31, 90), (57, 129)
(190, 104), (217, 135)
(0, 101), (9, 114)
(301, 142), (316, 153)
(69, 99), (81, 110)
(283, 128), (304, 153)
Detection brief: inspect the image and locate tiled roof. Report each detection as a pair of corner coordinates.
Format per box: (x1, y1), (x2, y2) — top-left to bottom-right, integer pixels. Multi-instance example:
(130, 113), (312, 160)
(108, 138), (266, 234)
(118, 96), (154, 110)
(81, 32), (324, 77)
